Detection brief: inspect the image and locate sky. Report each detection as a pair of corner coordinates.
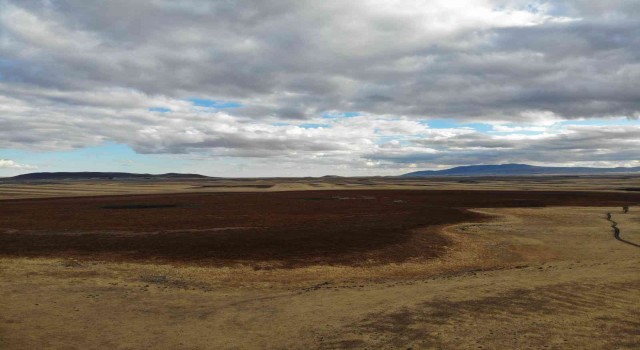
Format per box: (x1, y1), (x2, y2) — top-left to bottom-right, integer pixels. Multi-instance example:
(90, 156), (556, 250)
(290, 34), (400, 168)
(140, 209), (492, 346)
(0, 0), (639, 177)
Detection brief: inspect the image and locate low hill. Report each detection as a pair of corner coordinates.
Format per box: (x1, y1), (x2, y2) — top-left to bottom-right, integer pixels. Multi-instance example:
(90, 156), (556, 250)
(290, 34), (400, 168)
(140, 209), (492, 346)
(10, 172), (209, 180)
(402, 164), (640, 177)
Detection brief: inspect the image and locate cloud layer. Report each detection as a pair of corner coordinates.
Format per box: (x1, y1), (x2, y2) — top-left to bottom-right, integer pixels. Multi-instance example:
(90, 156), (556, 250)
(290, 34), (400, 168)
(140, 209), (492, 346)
(0, 0), (639, 174)
(0, 158), (36, 170)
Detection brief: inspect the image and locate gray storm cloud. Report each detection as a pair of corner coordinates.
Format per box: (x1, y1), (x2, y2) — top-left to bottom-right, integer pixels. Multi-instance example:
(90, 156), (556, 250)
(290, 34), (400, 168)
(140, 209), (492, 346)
(0, 0), (639, 172)
(371, 126), (640, 165)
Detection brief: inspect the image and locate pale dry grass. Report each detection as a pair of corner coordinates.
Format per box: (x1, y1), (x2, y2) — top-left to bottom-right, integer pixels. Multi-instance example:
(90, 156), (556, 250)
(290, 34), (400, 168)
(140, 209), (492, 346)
(1, 206), (639, 349)
(2, 175), (640, 200)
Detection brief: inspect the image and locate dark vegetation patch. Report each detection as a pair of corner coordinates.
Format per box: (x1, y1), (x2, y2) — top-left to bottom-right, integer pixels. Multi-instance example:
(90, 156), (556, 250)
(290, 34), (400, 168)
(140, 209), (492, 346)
(101, 204), (179, 209)
(194, 184), (274, 189)
(506, 199), (545, 207)
(620, 187), (640, 192)
(0, 190), (639, 267)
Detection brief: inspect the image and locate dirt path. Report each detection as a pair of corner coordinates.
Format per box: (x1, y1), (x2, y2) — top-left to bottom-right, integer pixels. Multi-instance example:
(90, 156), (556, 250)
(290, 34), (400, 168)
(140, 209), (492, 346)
(607, 211), (640, 248)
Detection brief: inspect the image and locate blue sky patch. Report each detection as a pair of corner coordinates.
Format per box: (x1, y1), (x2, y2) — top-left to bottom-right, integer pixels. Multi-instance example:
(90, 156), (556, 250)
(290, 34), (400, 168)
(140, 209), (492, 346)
(322, 111), (360, 119)
(376, 135), (410, 145)
(490, 129), (545, 136)
(149, 107), (171, 113)
(421, 119), (493, 132)
(299, 123), (331, 129)
(189, 98), (242, 109)
(0, 142), (187, 175)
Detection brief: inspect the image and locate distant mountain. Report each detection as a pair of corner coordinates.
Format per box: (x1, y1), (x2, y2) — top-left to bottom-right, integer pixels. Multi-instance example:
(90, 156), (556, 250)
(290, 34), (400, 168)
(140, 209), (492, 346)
(402, 164), (640, 177)
(10, 172), (210, 180)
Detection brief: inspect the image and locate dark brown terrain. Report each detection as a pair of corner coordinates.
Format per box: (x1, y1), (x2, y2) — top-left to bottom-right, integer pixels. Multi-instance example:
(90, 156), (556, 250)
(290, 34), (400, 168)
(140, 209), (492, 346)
(2, 179), (640, 349)
(1, 190), (639, 267)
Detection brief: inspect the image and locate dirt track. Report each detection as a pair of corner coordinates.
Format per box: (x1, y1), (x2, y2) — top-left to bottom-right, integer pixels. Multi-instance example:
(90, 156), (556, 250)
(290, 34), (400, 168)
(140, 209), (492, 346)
(1, 190), (639, 267)
(607, 213), (640, 248)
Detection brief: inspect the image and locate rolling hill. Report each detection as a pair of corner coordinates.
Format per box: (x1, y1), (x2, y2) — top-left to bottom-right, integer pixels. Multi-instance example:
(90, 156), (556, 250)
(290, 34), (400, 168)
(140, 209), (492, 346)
(9, 172), (210, 180)
(402, 164), (640, 177)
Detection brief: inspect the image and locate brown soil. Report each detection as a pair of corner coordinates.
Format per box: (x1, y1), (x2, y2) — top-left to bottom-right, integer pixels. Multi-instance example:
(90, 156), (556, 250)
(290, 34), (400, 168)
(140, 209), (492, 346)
(1, 190), (638, 267)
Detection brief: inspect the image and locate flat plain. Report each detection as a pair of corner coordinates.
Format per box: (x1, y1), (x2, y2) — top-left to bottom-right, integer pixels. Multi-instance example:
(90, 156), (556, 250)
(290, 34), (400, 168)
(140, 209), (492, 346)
(1, 176), (639, 349)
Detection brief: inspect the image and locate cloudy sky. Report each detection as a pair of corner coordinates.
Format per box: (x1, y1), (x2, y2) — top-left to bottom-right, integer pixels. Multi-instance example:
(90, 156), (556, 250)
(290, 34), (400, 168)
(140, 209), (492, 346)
(1, 0), (639, 177)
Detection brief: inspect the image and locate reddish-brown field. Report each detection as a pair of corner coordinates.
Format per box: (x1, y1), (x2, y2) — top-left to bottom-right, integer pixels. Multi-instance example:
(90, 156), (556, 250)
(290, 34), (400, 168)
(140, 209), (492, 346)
(1, 190), (638, 267)
(2, 183), (640, 349)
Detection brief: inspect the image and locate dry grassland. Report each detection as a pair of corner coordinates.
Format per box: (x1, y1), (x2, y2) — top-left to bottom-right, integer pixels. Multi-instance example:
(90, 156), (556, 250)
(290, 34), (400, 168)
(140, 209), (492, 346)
(1, 180), (639, 349)
(1, 174), (640, 200)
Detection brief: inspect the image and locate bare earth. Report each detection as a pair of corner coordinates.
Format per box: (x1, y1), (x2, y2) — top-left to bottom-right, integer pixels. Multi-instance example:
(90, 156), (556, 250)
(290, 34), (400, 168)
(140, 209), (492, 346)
(1, 178), (639, 349)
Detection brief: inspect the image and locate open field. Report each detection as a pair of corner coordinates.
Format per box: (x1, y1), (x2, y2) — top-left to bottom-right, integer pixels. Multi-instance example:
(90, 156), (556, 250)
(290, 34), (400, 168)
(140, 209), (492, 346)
(1, 182), (640, 349)
(1, 190), (639, 267)
(1, 174), (640, 200)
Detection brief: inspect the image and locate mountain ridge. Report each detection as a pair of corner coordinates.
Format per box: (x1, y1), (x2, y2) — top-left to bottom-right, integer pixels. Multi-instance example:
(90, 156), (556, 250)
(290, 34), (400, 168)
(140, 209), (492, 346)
(9, 172), (210, 180)
(402, 164), (640, 177)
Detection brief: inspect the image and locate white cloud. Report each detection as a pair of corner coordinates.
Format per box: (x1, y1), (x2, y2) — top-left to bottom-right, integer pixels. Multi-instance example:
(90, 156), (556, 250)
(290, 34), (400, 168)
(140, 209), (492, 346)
(0, 159), (36, 170)
(0, 0), (638, 174)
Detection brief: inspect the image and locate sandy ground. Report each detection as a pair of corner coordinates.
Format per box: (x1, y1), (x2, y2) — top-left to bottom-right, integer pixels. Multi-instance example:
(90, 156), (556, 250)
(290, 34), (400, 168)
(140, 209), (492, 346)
(1, 206), (638, 349)
(2, 175), (640, 200)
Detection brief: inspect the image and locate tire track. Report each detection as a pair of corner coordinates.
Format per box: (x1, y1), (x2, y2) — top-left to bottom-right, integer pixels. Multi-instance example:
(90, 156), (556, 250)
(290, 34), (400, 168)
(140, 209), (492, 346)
(606, 212), (640, 248)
